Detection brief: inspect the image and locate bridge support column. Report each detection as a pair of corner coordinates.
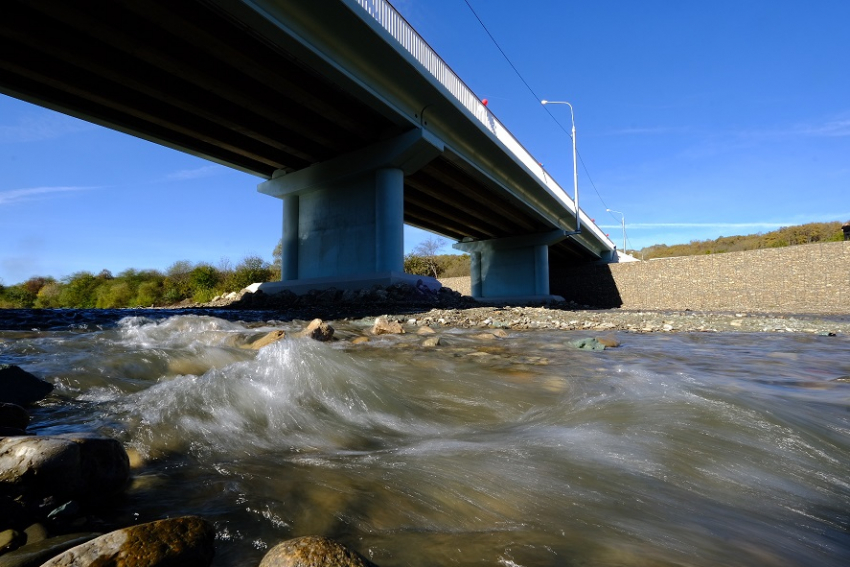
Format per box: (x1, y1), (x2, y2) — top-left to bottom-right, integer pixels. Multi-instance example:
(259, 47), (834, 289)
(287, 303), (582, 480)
(454, 230), (573, 303)
(257, 129), (444, 295)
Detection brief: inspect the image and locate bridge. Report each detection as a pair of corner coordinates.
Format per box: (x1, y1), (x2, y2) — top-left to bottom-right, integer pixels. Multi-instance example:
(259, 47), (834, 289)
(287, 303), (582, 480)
(0, 0), (616, 301)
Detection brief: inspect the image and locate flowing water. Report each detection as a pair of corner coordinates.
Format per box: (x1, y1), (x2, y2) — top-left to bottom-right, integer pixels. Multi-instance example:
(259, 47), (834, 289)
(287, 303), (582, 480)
(1, 309), (849, 566)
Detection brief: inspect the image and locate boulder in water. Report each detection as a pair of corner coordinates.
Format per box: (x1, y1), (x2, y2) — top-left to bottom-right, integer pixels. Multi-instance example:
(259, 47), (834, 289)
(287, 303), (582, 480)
(0, 436), (129, 501)
(0, 366), (53, 406)
(40, 516), (214, 567)
(0, 532), (101, 567)
(260, 536), (377, 567)
(298, 319), (335, 342)
(244, 329), (287, 350)
(371, 316), (404, 335)
(568, 338), (607, 351)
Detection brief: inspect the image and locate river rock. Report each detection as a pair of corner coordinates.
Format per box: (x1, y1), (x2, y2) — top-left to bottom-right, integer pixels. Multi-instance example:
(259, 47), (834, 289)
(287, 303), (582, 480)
(0, 366), (53, 406)
(298, 319), (335, 341)
(372, 316), (404, 335)
(259, 536), (377, 567)
(0, 404), (29, 430)
(416, 326), (436, 335)
(0, 436), (129, 501)
(40, 516), (214, 567)
(568, 338), (607, 351)
(244, 330), (287, 349)
(0, 533), (101, 567)
(351, 336), (370, 345)
(595, 336), (620, 348)
(1, 528), (25, 553)
(421, 336), (441, 347)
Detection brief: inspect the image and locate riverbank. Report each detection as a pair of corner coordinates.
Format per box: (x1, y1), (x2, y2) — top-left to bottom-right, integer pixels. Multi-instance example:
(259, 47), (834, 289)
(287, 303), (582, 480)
(192, 281), (850, 335)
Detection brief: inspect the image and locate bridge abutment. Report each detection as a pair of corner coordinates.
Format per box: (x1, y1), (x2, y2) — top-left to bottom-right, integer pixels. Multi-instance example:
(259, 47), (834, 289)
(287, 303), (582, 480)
(257, 129), (444, 295)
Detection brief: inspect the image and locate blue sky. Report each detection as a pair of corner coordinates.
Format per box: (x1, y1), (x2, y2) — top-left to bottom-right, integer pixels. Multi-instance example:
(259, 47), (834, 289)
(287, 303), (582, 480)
(2, 0), (849, 285)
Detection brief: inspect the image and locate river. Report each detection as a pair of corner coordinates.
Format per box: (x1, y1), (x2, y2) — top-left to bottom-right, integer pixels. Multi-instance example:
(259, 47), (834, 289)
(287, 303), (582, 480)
(1, 308), (848, 566)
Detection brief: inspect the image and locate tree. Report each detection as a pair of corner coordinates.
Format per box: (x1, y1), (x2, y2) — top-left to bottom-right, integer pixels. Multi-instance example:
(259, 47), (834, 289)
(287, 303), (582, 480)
(408, 237), (445, 278)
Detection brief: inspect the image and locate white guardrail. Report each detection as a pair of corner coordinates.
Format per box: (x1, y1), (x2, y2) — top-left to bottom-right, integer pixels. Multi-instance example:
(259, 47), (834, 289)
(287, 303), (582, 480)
(355, 0), (610, 245)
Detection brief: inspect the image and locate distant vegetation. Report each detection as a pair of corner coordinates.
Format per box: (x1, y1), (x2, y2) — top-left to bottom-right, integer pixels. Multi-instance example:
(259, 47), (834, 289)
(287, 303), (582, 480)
(0, 256), (277, 309)
(637, 221), (846, 260)
(403, 237), (470, 279)
(3, 222), (843, 308)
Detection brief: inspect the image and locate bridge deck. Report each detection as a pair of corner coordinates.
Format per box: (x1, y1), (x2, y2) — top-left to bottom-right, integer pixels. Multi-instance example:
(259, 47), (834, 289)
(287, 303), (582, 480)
(0, 0), (609, 261)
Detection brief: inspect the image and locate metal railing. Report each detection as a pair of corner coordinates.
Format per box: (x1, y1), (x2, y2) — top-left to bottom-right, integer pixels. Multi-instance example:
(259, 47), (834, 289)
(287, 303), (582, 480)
(355, 0), (606, 242)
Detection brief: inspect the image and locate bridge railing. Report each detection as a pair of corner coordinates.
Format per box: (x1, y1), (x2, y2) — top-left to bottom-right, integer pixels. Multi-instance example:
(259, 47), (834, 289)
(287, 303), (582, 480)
(355, 0), (606, 243)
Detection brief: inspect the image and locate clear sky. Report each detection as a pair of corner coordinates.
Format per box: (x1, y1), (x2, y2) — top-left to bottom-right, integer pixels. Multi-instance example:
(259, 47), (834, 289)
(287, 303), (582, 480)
(2, 0), (848, 285)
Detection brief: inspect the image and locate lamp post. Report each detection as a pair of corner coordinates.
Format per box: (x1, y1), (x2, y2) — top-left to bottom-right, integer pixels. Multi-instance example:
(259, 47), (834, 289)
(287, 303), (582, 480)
(606, 208), (626, 253)
(541, 100), (579, 232)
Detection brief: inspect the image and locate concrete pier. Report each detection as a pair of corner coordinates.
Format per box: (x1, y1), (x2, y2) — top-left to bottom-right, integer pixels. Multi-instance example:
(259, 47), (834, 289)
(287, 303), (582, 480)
(257, 129), (444, 294)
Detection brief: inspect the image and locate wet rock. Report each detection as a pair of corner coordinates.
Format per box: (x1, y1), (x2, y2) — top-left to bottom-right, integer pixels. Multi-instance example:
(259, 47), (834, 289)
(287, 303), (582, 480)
(0, 533), (101, 567)
(596, 336), (620, 348)
(66, 436), (131, 498)
(244, 329), (287, 350)
(0, 436), (129, 501)
(0, 528), (25, 554)
(422, 336), (441, 347)
(0, 404), (29, 430)
(371, 316), (404, 335)
(0, 366), (53, 406)
(259, 535), (377, 567)
(416, 326), (436, 335)
(471, 332), (497, 340)
(23, 523), (48, 545)
(351, 337), (370, 345)
(568, 338), (607, 351)
(298, 319), (335, 342)
(40, 516), (214, 567)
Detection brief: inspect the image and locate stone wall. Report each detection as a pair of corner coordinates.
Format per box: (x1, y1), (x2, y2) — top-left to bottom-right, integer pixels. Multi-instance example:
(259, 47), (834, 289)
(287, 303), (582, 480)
(550, 241), (850, 313)
(440, 242), (850, 313)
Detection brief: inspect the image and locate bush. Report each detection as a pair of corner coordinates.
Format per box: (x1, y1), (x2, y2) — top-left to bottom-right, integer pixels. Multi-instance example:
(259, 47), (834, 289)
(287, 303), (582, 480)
(96, 281), (134, 308)
(190, 264), (220, 292)
(227, 256), (273, 291)
(135, 281), (163, 307)
(34, 282), (63, 308)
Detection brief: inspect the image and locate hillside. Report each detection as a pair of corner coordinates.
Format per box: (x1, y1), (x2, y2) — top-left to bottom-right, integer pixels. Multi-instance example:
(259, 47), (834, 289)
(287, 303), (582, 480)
(638, 221), (847, 260)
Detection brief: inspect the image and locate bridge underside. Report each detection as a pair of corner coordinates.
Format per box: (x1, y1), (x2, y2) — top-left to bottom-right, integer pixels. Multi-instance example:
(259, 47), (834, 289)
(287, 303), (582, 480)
(1, 0), (607, 300)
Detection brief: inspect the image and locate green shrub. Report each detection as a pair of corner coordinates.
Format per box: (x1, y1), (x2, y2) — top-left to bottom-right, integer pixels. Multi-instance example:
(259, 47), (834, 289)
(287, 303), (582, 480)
(135, 281), (163, 307)
(227, 256), (272, 291)
(96, 281), (134, 308)
(34, 282), (64, 308)
(192, 288), (216, 304)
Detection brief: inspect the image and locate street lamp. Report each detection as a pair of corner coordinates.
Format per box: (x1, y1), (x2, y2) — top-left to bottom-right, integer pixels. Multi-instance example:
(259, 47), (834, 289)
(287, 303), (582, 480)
(606, 208), (626, 253)
(541, 100), (579, 232)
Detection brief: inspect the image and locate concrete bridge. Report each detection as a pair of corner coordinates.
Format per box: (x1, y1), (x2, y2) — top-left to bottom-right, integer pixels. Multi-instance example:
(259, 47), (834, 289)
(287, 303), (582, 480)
(0, 0), (615, 301)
